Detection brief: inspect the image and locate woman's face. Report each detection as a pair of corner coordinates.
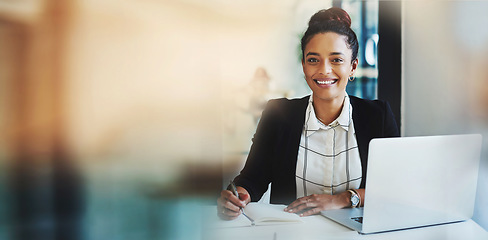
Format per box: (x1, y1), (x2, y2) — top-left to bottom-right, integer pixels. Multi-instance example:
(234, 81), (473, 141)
(302, 32), (358, 103)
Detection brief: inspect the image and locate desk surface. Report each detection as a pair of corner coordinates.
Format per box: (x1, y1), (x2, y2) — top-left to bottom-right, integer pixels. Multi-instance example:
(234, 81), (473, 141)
(202, 205), (488, 240)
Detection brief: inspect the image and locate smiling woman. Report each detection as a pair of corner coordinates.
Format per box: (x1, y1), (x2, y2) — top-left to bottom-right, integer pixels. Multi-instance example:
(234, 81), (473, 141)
(218, 7), (399, 220)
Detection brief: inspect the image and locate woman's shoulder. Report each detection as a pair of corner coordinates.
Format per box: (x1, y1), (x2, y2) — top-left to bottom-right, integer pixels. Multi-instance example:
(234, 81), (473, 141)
(267, 95), (310, 107)
(349, 95), (389, 113)
(263, 95), (310, 118)
(349, 95), (399, 137)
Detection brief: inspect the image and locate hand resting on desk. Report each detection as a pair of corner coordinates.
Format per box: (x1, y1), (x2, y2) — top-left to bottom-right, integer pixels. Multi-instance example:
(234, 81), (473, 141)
(284, 188), (365, 217)
(217, 186), (251, 220)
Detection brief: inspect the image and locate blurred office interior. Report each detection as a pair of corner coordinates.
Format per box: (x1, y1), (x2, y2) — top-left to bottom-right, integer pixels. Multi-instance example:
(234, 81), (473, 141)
(0, 0), (487, 239)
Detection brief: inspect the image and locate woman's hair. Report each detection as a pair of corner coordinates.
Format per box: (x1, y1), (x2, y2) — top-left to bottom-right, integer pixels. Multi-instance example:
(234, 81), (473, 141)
(301, 7), (359, 63)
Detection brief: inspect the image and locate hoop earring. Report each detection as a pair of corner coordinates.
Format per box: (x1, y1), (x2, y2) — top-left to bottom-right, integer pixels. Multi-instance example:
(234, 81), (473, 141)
(348, 75), (356, 82)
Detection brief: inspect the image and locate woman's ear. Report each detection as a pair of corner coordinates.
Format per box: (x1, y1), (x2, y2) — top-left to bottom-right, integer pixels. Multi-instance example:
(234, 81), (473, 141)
(350, 58), (359, 74)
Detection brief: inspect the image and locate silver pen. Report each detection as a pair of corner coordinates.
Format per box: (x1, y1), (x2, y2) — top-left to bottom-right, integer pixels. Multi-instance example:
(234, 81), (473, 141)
(229, 181), (255, 226)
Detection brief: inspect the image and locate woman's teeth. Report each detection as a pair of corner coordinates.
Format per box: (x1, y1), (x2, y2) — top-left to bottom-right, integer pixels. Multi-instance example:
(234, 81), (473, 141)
(316, 79), (337, 84)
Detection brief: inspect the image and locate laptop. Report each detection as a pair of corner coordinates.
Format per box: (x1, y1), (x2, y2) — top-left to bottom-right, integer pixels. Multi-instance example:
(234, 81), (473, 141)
(320, 134), (482, 234)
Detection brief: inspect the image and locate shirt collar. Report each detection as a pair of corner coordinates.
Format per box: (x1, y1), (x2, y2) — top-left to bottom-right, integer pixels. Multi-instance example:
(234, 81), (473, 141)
(305, 93), (353, 137)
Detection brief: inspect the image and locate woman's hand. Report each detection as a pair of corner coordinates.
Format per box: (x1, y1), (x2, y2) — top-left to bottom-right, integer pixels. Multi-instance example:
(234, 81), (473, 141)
(217, 186), (251, 220)
(284, 191), (350, 217)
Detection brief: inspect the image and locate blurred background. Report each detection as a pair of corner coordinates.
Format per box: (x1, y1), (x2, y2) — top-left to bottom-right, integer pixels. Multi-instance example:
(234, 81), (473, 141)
(0, 0), (487, 239)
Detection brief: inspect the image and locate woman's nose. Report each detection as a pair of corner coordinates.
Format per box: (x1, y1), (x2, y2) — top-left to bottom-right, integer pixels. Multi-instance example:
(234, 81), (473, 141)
(321, 61), (333, 74)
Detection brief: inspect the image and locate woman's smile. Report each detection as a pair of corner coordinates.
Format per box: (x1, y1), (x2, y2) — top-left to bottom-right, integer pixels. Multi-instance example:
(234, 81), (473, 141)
(313, 77), (338, 87)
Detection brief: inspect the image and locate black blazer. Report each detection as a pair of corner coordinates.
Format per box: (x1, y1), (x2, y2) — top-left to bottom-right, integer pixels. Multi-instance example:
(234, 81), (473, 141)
(234, 95), (400, 204)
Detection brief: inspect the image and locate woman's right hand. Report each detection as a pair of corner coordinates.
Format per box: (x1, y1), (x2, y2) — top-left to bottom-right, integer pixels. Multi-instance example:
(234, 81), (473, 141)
(217, 186), (250, 220)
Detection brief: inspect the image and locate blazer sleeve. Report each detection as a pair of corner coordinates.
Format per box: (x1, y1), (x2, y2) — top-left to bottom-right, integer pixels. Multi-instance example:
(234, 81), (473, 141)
(233, 99), (282, 202)
(351, 96), (400, 189)
(383, 101), (400, 137)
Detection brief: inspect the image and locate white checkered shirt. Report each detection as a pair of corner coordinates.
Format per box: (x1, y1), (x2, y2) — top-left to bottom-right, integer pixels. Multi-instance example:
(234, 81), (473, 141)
(295, 93), (362, 197)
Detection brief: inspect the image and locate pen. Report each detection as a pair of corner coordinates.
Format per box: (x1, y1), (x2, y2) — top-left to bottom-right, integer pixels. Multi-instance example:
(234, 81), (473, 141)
(229, 180), (255, 226)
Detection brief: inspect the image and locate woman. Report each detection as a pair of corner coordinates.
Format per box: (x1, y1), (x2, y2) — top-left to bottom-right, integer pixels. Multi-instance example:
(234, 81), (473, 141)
(218, 7), (399, 219)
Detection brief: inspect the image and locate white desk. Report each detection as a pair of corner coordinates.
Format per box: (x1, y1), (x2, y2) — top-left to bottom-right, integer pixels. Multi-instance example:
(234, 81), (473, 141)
(202, 205), (488, 240)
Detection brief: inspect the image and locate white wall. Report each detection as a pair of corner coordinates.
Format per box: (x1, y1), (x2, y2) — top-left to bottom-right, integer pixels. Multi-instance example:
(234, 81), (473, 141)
(403, 0), (488, 230)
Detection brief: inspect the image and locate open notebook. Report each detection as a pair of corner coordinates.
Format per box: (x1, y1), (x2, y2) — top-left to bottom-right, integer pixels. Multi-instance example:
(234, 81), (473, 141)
(211, 203), (303, 228)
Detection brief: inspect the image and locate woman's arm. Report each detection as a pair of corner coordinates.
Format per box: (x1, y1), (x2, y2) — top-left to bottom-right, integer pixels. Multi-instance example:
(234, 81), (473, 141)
(383, 101), (400, 137)
(233, 99), (284, 202)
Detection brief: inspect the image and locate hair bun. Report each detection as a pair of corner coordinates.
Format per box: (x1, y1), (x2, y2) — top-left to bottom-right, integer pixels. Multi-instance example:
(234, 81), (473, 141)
(309, 7), (352, 28)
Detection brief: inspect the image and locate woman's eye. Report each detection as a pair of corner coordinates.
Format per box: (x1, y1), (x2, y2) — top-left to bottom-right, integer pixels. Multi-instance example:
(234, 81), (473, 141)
(332, 58), (344, 63)
(307, 58), (319, 64)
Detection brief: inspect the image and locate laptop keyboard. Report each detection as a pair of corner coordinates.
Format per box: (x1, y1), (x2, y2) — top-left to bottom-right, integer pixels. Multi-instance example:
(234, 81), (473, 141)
(351, 217), (363, 224)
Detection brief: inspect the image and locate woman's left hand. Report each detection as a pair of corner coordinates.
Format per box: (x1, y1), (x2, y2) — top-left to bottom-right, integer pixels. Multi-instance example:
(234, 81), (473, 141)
(284, 191), (350, 217)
